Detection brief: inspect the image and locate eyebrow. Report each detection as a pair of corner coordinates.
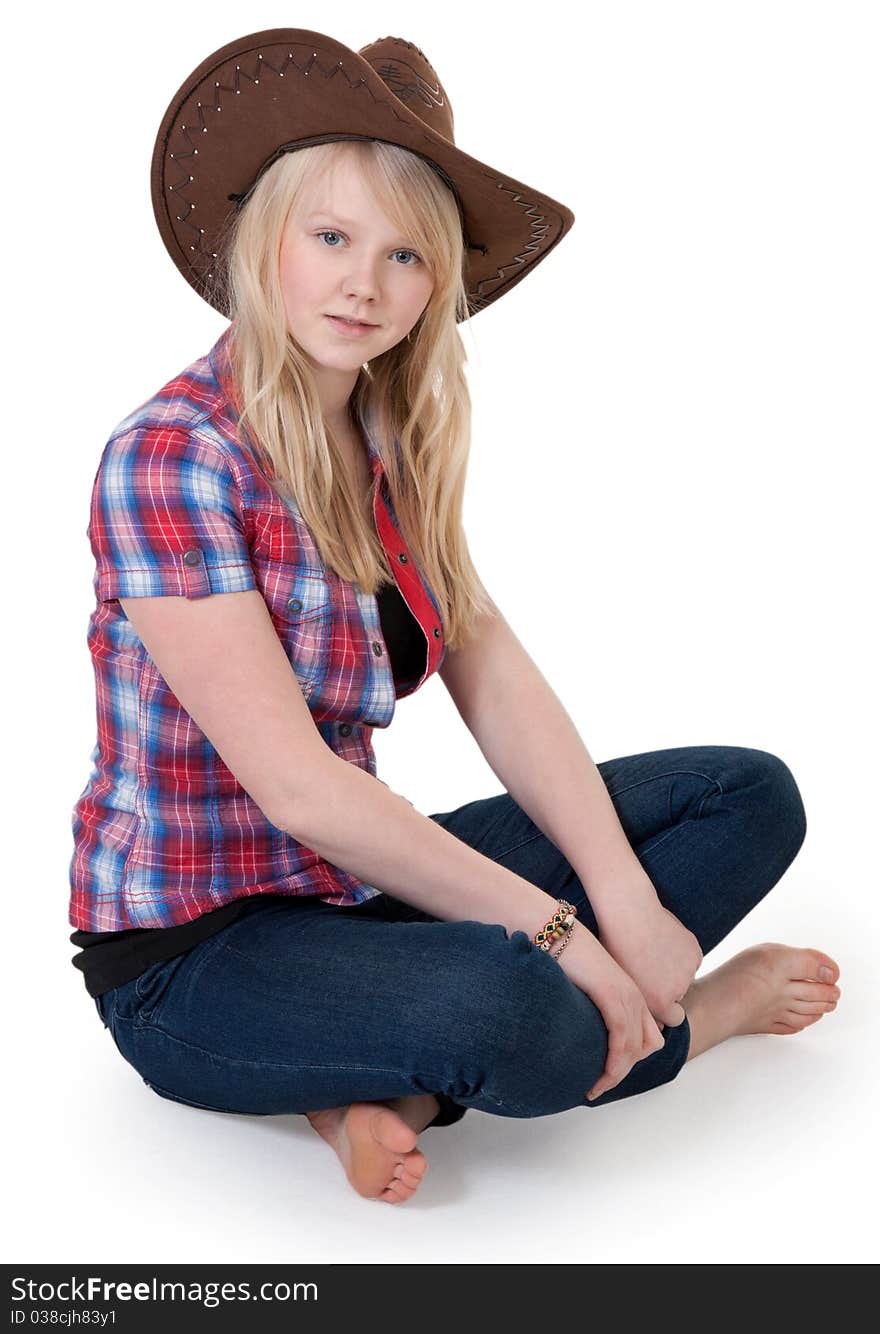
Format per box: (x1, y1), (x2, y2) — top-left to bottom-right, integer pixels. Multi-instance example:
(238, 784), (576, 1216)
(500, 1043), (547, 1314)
(305, 212), (415, 243)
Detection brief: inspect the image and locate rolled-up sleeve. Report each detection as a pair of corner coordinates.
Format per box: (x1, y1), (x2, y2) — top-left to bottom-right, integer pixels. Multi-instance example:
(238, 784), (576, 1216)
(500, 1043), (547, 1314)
(88, 425), (258, 601)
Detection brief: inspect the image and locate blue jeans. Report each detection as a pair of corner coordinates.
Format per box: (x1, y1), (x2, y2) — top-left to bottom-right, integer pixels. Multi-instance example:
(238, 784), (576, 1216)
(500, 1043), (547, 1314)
(92, 745), (807, 1127)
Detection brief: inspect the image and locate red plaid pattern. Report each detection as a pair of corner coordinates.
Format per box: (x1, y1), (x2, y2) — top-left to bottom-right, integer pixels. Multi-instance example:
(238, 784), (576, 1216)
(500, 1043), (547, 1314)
(69, 327), (446, 931)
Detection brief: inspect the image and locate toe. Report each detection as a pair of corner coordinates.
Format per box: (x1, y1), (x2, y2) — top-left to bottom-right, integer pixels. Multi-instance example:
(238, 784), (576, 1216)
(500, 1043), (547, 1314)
(783, 1010), (825, 1029)
(797, 949), (840, 984)
(787, 997), (838, 1015)
(394, 1164), (425, 1190)
(393, 1147), (427, 1178)
(793, 981), (840, 1003)
(379, 1181), (414, 1204)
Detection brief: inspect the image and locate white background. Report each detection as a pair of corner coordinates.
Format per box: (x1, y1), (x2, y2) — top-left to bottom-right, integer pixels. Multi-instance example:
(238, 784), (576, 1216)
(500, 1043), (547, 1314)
(6, 0), (877, 1264)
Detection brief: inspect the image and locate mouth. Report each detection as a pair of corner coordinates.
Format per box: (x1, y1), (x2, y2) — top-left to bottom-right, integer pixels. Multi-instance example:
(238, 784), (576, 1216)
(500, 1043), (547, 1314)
(325, 314), (379, 333)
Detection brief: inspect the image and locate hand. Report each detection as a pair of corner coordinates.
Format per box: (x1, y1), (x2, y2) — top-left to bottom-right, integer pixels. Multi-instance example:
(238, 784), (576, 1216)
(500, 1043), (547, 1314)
(592, 875), (703, 1029)
(554, 923), (666, 1101)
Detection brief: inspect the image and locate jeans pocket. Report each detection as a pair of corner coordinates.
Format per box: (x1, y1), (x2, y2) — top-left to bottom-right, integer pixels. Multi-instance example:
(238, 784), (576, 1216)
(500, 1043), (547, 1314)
(94, 987), (122, 1034)
(131, 932), (231, 1030)
(132, 954), (189, 1027)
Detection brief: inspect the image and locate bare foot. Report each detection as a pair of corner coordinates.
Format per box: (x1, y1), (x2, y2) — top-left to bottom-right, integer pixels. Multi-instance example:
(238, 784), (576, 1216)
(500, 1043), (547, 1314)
(682, 943), (841, 1062)
(306, 1093), (439, 1204)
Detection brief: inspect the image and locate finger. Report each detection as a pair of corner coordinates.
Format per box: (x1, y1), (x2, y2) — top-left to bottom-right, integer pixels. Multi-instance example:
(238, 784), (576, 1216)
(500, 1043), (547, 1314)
(587, 1075), (621, 1100)
(640, 1007), (662, 1049)
(605, 1031), (639, 1086)
(586, 1063), (620, 1102)
(587, 1036), (636, 1101)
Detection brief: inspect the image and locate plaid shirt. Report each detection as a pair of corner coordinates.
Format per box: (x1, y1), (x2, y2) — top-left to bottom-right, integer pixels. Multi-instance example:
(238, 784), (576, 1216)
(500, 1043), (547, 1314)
(69, 326), (446, 932)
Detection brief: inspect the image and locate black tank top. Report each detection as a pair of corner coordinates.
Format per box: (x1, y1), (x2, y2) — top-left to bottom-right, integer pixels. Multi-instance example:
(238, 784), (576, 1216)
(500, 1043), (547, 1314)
(70, 580), (427, 997)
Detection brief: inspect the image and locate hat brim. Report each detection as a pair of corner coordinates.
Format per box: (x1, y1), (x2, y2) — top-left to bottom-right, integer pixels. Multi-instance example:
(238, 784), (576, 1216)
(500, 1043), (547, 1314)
(151, 28), (575, 321)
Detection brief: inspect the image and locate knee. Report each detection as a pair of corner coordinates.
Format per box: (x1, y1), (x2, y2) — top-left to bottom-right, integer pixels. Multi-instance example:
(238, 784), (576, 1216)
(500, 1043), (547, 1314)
(743, 748), (808, 860)
(425, 923), (606, 1114)
(419, 921), (547, 1059)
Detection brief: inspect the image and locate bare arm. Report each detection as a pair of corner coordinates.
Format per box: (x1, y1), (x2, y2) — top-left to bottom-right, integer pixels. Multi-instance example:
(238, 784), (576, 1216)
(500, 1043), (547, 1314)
(118, 588), (565, 942)
(437, 593), (702, 1033)
(120, 585), (666, 1098)
(288, 748), (559, 937)
(438, 599), (654, 916)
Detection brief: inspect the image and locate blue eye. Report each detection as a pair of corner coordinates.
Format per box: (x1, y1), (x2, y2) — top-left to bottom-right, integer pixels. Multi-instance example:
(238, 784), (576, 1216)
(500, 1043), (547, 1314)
(315, 231), (421, 265)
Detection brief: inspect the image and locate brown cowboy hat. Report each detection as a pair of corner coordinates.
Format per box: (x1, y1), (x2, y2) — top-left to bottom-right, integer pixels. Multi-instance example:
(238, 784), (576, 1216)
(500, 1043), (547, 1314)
(151, 28), (575, 322)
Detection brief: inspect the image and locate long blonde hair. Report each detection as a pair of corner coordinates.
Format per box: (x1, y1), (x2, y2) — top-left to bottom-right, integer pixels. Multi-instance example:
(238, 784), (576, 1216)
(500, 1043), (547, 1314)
(212, 139), (495, 650)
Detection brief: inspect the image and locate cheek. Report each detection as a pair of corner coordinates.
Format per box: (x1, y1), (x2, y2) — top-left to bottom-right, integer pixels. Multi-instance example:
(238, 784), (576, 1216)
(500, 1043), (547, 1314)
(279, 245), (322, 310)
(387, 268), (430, 316)
(405, 278), (434, 325)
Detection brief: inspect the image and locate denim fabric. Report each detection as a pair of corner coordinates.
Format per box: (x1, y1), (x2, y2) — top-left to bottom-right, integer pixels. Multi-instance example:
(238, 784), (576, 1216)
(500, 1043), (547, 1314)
(92, 745), (807, 1129)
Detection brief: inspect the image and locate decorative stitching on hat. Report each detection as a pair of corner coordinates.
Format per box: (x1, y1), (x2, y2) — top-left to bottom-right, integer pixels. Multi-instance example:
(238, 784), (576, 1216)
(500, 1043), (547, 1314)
(370, 58), (446, 116)
(473, 188), (552, 296)
(164, 43), (556, 311)
(367, 36), (442, 84)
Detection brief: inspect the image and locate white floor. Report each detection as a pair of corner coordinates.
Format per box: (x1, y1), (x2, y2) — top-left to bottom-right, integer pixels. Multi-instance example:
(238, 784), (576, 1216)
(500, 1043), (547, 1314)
(16, 852), (873, 1265)
(19, 0), (876, 1271)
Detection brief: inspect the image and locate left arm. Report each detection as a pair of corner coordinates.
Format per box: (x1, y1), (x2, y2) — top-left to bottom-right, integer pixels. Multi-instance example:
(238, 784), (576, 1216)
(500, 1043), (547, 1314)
(439, 599), (702, 1021)
(439, 599), (646, 912)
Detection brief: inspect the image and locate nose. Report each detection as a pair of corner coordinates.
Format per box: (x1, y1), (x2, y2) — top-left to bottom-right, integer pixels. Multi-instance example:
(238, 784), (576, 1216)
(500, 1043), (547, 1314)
(341, 255), (382, 305)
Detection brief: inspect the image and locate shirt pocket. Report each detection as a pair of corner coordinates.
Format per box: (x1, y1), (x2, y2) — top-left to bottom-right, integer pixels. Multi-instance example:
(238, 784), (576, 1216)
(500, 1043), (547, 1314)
(262, 562), (334, 701)
(276, 568), (334, 622)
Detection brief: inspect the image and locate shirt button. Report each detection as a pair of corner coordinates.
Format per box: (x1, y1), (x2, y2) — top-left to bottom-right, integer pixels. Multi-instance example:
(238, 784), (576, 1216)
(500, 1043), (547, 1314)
(287, 597), (303, 613)
(339, 723), (352, 737)
(433, 627), (441, 638)
(372, 642), (383, 656)
(398, 552), (408, 563)
(183, 549), (201, 566)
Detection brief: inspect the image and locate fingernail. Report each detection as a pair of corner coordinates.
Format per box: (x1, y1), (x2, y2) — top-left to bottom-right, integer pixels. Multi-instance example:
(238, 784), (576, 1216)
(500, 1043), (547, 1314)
(820, 966), (834, 981)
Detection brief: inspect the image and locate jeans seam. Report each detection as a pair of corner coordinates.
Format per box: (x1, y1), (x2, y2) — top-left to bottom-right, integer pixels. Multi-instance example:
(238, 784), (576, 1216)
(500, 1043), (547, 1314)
(120, 1013), (474, 1081)
(486, 830), (546, 862)
(143, 1079), (235, 1113)
(606, 768), (725, 804)
(127, 1018), (515, 1113)
(638, 817), (698, 859)
(481, 770), (724, 864)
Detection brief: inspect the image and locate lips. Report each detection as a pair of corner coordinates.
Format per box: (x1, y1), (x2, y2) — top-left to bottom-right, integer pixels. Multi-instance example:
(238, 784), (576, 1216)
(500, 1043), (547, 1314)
(325, 315), (379, 337)
(328, 315), (377, 327)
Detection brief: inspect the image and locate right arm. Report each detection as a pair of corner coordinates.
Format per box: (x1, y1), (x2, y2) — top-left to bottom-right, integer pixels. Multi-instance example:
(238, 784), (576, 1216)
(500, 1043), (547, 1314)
(119, 587), (663, 1097)
(118, 585), (565, 937)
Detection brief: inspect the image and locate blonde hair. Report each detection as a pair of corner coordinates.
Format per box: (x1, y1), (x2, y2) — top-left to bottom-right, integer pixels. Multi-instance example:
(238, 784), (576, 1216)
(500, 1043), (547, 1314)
(211, 139), (496, 650)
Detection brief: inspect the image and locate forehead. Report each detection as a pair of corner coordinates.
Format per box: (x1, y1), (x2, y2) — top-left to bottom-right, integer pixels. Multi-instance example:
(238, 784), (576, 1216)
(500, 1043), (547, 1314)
(304, 210), (365, 227)
(296, 155), (396, 222)
(288, 152), (424, 245)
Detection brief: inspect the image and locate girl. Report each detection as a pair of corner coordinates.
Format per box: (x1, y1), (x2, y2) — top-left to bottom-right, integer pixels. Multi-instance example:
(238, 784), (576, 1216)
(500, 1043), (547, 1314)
(70, 29), (840, 1205)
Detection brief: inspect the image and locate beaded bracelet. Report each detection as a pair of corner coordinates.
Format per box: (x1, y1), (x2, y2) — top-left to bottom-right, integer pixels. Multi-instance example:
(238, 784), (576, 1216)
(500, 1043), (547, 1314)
(533, 899), (578, 952)
(548, 912), (575, 953)
(551, 923), (575, 961)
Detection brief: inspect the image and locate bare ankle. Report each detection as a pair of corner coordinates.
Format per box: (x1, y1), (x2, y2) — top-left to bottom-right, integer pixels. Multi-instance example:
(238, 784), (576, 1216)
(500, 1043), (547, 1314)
(682, 977), (722, 1062)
